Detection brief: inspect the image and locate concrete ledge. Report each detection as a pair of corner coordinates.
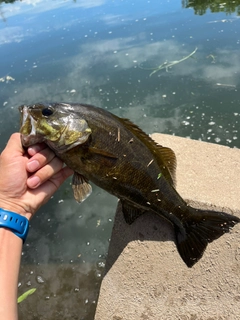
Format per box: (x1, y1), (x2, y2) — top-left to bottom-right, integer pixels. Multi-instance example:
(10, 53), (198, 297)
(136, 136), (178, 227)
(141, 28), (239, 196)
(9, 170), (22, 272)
(95, 134), (240, 320)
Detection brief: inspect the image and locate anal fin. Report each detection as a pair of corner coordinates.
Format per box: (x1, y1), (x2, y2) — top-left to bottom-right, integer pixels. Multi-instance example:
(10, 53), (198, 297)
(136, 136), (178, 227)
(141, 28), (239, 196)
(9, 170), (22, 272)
(121, 200), (145, 225)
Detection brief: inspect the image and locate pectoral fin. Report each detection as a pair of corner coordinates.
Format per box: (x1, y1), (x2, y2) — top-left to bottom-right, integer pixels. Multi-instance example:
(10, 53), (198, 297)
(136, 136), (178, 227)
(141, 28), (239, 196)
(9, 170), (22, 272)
(72, 172), (92, 203)
(85, 147), (118, 167)
(88, 147), (118, 159)
(121, 200), (145, 225)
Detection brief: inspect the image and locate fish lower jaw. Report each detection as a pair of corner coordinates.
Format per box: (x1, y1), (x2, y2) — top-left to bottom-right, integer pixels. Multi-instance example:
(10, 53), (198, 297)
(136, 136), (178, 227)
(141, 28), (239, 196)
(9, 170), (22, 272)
(20, 134), (44, 147)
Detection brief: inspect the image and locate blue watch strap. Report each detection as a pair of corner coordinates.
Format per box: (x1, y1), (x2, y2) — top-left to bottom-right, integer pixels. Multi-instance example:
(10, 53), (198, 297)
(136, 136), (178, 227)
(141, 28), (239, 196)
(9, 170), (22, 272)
(0, 208), (29, 243)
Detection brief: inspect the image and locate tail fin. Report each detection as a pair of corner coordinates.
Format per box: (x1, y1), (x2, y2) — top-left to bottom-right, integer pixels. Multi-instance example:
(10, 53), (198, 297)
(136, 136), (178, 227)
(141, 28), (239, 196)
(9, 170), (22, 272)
(175, 208), (240, 267)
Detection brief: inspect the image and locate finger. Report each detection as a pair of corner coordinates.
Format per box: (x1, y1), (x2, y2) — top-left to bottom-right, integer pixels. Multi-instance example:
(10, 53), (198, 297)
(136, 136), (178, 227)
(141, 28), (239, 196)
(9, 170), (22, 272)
(27, 143), (48, 156)
(27, 156), (64, 189)
(30, 167), (74, 208)
(26, 147), (56, 173)
(44, 166), (74, 192)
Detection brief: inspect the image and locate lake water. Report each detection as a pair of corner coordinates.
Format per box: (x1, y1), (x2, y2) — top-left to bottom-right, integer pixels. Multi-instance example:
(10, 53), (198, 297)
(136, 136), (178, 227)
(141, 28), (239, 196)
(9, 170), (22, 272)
(0, 0), (239, 319)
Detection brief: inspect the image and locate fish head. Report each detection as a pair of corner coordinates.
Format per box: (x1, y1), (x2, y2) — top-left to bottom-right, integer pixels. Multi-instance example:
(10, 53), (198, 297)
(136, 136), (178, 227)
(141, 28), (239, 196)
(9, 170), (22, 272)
(19, 103), (92, 152)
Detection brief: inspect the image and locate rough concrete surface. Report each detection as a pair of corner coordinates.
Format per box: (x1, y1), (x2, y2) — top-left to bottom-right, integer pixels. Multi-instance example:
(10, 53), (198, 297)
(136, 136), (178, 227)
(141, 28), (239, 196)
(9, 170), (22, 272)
(95, 134), (240, 320)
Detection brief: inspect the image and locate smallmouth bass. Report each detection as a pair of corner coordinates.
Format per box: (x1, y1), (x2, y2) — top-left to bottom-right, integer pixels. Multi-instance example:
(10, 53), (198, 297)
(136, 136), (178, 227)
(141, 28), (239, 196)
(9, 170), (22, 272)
(19, 102), (240, 267)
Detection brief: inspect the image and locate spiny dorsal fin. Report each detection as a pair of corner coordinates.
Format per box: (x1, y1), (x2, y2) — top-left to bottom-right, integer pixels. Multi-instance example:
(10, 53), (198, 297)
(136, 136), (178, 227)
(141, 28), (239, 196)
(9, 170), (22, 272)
(116, 117), (177, 187)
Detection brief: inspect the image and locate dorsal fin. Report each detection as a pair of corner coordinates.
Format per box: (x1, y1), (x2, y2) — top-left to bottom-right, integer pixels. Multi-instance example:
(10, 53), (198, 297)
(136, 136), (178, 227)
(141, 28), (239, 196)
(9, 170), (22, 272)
(115, 117), (177, 187)
(156, 145), (177, 186)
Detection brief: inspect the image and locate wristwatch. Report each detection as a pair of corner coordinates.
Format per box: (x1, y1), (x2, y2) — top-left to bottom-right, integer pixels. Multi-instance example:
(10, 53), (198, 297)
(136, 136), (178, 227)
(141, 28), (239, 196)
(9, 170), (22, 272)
(0, 208), (29, 243)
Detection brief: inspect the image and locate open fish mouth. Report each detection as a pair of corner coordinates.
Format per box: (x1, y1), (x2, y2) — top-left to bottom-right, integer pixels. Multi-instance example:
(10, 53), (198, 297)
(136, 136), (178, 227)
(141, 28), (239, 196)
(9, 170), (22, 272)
(19, 105), (45, 147)
(19, 103), (92, 152)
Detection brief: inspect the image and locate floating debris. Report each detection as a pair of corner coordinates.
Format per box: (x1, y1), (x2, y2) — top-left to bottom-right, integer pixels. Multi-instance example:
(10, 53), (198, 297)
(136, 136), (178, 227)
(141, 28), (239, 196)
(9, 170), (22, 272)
(36, 276), (45, 284)
(0, 75), (15, 83)
(96, 219), (101, 227)
(215, 83), (236, 88)
(207, 54), (216, 63)
(208, 19), (233, 23)
(140, 48), (198, 76)
(17, 288), (36, 304)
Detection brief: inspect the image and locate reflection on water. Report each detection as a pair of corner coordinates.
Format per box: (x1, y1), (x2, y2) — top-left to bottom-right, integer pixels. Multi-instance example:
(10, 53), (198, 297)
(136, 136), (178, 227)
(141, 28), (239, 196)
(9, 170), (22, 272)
(17, 180), (116, 318)
(0, 0), (240, 319)
(183, 0), (240, 15)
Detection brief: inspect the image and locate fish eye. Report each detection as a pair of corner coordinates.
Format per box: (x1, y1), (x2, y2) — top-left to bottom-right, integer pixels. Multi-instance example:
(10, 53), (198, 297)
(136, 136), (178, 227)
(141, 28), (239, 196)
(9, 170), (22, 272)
(42, 107), (54, 117)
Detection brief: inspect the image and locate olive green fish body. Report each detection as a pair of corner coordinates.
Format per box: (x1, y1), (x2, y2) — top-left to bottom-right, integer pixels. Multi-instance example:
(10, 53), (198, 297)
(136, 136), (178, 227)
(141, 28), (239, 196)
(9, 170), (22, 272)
(19, 103), (240, 267)
(53, 105), (184, 226)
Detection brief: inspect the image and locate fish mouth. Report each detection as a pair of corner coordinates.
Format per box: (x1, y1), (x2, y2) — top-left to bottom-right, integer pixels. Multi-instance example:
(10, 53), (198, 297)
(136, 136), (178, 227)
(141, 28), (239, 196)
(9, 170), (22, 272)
(19, 105), (44, 147)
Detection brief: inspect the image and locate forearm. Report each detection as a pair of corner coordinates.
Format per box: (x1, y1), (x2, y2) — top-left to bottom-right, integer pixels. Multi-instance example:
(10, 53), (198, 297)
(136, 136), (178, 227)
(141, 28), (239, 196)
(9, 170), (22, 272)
(0, 134), (73, 320)
(0, 228), (22, 320)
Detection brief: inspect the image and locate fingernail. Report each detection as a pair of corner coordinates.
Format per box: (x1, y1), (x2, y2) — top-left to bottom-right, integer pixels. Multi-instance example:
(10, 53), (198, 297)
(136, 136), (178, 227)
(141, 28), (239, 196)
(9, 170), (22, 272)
(28, 145), (41, 156)
(27, 160), (40, 172)
(27, 175), (41, 188)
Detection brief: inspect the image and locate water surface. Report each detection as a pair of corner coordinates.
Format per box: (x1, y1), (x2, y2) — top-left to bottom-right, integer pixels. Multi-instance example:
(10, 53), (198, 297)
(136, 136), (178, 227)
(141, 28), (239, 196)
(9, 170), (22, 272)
(0, 0), (239, 319)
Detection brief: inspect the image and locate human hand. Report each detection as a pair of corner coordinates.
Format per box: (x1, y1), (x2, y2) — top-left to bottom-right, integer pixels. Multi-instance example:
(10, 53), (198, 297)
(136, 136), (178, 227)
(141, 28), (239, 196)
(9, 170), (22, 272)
(0, 133), (73, 220)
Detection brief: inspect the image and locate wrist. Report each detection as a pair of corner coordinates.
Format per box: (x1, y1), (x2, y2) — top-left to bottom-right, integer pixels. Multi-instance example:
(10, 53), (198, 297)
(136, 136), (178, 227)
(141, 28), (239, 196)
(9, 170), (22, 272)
(0, 208), (29, 242)
(0, 199), (32, 221)
(0, 225), (22, 243)
(0, 208), (29, 243)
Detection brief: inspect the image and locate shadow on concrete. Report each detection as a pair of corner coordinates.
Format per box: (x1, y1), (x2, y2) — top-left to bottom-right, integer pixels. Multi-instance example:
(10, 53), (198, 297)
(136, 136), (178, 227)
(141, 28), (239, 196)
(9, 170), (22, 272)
(104, 201), (175, 275)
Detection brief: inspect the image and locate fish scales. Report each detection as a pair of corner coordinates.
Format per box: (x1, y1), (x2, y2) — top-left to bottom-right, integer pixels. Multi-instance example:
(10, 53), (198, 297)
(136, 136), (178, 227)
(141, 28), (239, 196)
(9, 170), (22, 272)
(51, 105), (183, 222)
(19, 102), (240, 267)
